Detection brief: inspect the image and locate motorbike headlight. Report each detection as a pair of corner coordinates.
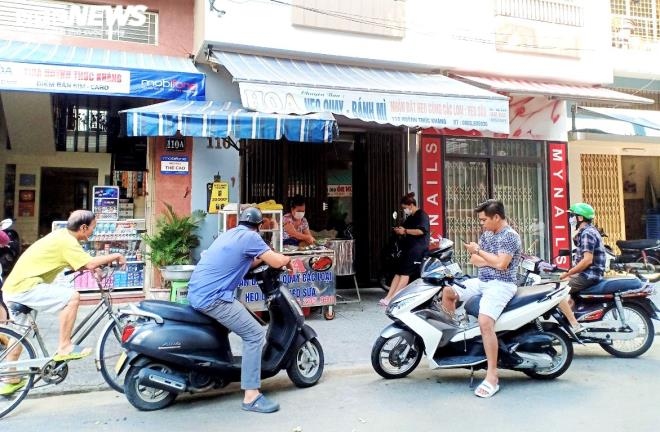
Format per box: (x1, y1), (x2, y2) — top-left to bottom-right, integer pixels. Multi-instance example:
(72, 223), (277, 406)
(386, 296), (417, 314)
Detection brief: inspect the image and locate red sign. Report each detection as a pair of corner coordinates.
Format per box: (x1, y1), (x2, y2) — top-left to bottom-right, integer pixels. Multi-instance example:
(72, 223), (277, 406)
(548, 142), (570, 269)
(421, 135), (443, 237)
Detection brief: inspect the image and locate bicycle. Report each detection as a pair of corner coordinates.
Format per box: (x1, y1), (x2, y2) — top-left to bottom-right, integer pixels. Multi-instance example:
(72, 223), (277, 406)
(0, 267), (130, 418)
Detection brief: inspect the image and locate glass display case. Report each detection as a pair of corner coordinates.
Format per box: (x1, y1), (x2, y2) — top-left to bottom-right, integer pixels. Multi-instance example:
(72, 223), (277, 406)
(52, 219), (145, 292)
(217, 208), (283, 252)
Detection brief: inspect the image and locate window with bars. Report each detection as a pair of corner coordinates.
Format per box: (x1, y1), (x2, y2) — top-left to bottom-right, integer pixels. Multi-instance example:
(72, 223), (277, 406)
(444, 138), (547, 276)
(495, 0), (584, 26)
(611, 0), (659, 48)
(52, 94), (115, 153)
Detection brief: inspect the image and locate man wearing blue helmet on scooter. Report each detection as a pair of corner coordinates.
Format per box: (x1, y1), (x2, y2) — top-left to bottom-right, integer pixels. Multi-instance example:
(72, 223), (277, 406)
(187, 207), (291, 413)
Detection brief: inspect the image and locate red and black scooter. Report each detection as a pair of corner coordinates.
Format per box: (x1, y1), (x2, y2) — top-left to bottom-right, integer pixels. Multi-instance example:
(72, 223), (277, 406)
(116, 265), (324, 411)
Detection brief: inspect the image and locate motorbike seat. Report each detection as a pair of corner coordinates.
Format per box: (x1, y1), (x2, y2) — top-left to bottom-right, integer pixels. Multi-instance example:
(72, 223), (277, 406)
(464, 285), (556, 317)
(579, 277), (642, 295)
(138, 300), (216, 325)
(616, 239), (660, 251)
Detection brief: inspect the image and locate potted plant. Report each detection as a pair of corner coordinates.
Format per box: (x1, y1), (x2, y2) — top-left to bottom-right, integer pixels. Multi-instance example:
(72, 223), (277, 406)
(142, 203), (206, 285)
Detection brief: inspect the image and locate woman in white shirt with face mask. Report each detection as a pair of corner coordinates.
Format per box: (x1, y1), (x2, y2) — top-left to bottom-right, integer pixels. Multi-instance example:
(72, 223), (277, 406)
(283, 195), (315, 247)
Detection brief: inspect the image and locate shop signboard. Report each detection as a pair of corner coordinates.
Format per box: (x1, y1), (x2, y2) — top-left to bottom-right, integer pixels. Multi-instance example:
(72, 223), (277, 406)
(207, 182), (229, 213)
(160, 156), (189, 175)
(327, 184), (352, 197)
(237, 251), (336, 311)
(92, 186), (119, 220)
(0, 61), (204, 100)
(420, 135), (443, 238)
(239, 82), (509, 133)
(548, 142), (570, 269)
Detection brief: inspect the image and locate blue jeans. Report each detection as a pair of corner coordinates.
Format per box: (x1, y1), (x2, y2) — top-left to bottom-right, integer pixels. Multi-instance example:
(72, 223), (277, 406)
(200, 299), (265, 390)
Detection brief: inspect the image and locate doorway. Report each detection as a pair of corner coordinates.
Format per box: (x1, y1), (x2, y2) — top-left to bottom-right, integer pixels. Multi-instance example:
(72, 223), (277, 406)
(39, 167), (98, 237)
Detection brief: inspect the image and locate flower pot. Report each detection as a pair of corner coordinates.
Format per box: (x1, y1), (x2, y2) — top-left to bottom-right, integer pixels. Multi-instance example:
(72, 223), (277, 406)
(160, 264), (196, 281)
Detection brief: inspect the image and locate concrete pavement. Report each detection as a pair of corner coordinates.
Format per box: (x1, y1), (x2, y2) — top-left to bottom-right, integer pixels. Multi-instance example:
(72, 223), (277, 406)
(13, 284), (660, 397)
(23, 286), (392, 395)
(3, 343), (660, 431)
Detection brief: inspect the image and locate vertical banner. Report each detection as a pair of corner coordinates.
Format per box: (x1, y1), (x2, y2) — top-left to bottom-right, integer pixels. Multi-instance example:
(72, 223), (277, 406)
(420, 135), (443, 238)
(548, 142), (570, 269)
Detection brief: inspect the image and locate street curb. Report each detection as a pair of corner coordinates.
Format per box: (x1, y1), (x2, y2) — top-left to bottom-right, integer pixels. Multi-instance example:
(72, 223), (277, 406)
(25, 361), (376, 399)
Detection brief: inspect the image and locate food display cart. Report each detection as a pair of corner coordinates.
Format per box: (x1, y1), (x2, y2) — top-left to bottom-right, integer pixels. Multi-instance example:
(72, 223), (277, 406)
(217, 206), (337, 319)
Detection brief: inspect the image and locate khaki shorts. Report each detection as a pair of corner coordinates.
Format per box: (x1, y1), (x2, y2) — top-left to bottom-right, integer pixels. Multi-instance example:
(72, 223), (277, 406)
(4, 282), (76, 315)
(453, 278), (517, 320)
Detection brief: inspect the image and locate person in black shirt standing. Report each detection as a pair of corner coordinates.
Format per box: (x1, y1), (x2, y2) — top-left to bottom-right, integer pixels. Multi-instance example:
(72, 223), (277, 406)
(380, 192), (430, 306)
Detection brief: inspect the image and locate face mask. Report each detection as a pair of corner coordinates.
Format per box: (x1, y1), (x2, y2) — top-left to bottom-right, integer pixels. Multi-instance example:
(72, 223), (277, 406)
(294, 211), (305, 220)
(403, 207), (412, 216)
(569, 216), (577, 228)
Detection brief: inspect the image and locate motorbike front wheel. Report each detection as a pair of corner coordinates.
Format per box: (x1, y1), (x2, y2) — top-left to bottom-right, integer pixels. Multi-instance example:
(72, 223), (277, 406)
(371, 334), (422, 379)
(124, 364), (178, 411)
(523, 328), (573, 380)
(599, 304), (654, 358)
(286, 338), (324, 388)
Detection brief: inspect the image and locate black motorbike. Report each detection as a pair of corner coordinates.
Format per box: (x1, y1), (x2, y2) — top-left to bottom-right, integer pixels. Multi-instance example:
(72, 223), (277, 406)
(117, 265), (324, 411)
(525, 250), (659, 358)
(611, 239), (660, 271)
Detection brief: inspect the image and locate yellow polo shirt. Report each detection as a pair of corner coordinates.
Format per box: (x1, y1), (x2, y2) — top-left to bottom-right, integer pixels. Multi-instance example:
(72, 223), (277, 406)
(2, 228), (91, 295)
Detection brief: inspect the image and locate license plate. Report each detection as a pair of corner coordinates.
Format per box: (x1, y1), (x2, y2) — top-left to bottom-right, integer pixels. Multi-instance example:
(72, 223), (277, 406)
(114, 351), (127, 375)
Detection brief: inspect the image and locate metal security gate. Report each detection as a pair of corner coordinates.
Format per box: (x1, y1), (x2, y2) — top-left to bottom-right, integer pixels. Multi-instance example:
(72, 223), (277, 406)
(241, 139), (328, 231)
(353, 130), (406, 282)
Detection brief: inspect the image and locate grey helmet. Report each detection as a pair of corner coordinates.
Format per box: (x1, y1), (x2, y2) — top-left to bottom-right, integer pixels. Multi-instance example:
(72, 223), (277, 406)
(238, 207), (263, 227)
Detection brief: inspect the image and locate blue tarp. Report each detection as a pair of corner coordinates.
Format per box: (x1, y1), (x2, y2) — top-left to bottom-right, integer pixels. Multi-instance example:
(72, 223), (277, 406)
(120, 100), (338, 143)
(0, 39), (205, 100)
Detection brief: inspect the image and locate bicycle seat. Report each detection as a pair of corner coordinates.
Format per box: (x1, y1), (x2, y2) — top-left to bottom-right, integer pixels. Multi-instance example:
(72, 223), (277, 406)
(6, 302), (33, 315)
(137, 300), (216, 325)
(464, 284), (557, 317)
(616, 239), (660, 250)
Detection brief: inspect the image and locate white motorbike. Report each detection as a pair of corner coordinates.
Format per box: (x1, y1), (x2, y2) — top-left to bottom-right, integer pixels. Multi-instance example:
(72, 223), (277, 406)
(371, 238), (575, 381)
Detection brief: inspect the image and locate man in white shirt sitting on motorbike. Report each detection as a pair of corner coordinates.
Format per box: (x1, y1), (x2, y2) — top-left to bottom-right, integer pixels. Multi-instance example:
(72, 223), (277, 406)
(440, 199), (521, 398)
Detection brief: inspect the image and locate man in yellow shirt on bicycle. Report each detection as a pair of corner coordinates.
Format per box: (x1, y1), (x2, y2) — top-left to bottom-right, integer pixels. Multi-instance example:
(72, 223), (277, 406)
(1, 210), (125, 395)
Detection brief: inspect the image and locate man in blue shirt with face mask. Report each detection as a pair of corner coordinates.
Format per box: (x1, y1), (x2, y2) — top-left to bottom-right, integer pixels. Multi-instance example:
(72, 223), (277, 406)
(557, 202), (606, 332)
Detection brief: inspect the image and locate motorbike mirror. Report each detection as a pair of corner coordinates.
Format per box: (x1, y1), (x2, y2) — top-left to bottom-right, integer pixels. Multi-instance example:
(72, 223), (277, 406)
(392, 211), (398, 220)
(558, 249), (571, 257)
(0, 218), (12, 230)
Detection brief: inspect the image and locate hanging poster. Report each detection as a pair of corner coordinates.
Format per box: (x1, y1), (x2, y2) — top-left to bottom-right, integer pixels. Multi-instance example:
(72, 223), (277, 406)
(93, 186), (120, 220)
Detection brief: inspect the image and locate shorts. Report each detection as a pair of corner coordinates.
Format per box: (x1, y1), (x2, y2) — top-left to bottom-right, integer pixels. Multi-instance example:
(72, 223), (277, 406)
(452, 278), (517, 320)
(568, 274), (599, 294)
(4, 282), (75, 315)
(396, 248), (426, 276)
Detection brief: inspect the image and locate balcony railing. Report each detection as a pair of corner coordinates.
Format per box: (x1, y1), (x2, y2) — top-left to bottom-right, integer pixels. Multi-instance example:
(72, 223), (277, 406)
(495, 0), (584, 27)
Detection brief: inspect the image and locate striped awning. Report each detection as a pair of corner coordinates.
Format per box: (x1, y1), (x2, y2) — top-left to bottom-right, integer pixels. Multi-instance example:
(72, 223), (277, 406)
(453, 74), (653, 105)
(210, 51), (510, 134)
(0, 39), (205, 100)
(120, 100), (338, 143)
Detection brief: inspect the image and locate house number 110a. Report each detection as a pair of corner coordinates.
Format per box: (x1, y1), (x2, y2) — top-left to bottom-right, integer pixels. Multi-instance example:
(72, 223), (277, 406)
(165, 137), (185, 152)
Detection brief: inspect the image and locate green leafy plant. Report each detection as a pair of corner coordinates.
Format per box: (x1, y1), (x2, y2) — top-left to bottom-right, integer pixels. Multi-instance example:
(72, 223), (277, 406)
(142, 203), (206, 268)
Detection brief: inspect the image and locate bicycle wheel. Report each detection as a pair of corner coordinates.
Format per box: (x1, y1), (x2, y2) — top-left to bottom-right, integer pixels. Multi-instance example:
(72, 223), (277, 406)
(97, 317), (128, 393)
(0, 326), (36, 419)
